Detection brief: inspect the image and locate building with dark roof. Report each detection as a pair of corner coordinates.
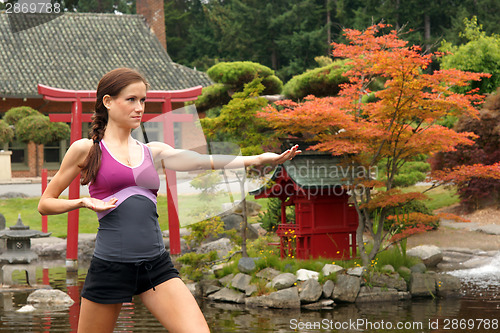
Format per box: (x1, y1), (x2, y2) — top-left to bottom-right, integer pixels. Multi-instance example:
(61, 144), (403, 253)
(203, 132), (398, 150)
(0, 7), (212, 177)
(250, 152), (360, 260)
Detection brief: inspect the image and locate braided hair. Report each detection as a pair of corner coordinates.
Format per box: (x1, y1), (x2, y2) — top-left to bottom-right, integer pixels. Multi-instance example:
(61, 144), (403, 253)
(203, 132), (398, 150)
(79, 68), (149, 185)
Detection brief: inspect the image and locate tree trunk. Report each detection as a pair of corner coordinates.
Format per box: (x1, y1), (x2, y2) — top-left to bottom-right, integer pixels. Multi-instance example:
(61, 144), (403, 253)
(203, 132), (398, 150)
(238, 167), (248, 258)
(326, 0), (331, 51)
(424, 13), (431, 52)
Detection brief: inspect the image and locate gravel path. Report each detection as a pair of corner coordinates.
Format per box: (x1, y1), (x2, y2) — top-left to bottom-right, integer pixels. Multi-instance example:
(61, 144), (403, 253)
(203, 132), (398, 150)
(407, 206), (500, 251)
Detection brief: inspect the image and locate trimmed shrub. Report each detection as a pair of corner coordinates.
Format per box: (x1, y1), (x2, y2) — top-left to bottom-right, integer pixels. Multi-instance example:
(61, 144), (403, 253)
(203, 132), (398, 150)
(0, 120), (14, 146)
(282, 59), (350, 100)
(196, 61), (283, 113)
(207, 61), (275, 88)
(195, 83), (232, 113)
(4, 106), (41, 125)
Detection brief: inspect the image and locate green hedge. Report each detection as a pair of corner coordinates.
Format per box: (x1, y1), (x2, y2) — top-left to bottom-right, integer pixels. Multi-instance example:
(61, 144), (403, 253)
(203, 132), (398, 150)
(282, 59), (350, 100)
(207, 61), (276, 87)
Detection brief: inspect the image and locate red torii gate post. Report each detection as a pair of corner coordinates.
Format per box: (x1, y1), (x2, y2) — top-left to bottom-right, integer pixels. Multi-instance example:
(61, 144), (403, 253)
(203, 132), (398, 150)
(37, 84), (202, 268)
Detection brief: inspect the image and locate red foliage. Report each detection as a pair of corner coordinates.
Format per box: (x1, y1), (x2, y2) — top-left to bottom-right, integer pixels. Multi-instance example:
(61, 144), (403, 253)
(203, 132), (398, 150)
(389, 223), (434, 243)
(430, 89), (500, 211)
(436, 212), (471, 223)
(361, 189), (427, 210)
(257, 24), (491, 262)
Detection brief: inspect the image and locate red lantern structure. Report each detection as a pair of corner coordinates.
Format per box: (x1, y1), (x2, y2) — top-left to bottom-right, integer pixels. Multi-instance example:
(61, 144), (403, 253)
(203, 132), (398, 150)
(251, 153), (359, 260)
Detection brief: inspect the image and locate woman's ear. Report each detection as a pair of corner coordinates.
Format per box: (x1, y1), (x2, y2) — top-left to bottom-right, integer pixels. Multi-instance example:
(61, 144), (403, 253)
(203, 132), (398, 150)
(103, 95), (112, 109)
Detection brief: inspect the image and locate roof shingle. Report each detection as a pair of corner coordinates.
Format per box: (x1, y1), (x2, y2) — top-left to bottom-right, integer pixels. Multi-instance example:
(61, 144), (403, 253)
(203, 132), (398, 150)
(0, 13), (212, 98)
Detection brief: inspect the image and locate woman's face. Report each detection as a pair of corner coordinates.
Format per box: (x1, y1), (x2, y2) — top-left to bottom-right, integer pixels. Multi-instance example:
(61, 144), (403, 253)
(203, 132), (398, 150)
(104, 81), (147, 129)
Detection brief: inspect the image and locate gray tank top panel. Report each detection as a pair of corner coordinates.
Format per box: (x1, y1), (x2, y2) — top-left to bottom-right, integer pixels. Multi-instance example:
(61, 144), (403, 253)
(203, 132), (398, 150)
(93, 195), (166, 262)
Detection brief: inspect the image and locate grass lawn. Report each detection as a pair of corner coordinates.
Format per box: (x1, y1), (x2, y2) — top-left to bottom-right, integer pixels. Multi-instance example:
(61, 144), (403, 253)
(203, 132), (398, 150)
(0, 194), (268, 238)
(400, 184), (459, 211)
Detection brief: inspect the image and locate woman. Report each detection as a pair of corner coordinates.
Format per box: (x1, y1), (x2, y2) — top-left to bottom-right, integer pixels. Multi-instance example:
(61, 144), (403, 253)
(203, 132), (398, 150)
(38, 67), (300, 332)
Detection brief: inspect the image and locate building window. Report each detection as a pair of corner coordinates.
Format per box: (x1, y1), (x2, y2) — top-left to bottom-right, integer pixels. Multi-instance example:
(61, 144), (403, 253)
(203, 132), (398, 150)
(9, 140), (28, 170)
(43, 139), (69, 168)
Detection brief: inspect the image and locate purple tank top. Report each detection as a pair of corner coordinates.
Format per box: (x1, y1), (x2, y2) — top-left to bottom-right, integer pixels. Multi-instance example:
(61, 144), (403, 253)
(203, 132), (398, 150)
(89, 140), (164, 262)
(89, 140), (160, 219)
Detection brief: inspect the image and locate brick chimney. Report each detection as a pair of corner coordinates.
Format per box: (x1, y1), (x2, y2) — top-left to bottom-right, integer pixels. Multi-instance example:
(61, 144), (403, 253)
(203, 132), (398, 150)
(136, 0), (167, 50)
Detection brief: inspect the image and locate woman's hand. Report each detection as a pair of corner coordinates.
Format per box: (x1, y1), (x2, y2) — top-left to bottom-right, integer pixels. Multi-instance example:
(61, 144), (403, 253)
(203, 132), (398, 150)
(81, 197), (118, 212)
(258, 144), (302, 165)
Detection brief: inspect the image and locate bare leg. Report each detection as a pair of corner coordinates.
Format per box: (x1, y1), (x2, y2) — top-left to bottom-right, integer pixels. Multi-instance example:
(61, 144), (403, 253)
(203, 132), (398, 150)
(78, 297), (123, 333)
(140, 277), (210, 333)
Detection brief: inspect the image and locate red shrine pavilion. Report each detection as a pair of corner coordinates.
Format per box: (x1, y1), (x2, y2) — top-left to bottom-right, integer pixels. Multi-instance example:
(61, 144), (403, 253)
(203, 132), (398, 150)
(251, 153), (360, 260)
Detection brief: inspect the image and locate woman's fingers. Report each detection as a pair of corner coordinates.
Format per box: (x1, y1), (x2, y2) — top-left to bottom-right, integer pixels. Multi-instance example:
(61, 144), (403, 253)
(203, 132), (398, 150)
(281, 145), (301, 162)
(83, 197), (117, 212)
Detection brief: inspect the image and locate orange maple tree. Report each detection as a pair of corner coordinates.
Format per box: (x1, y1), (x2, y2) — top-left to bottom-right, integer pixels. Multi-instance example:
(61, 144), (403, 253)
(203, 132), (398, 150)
(258, 24), (492, 265)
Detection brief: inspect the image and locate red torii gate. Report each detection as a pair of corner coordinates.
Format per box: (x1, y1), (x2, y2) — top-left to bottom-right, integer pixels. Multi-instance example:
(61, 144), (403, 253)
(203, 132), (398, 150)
(37, 83), (202, 267)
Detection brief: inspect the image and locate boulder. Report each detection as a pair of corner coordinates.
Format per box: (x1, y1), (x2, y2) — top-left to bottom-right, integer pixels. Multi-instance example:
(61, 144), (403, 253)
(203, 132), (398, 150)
(302, 299), (335, 310)
(409, 273), (436, 297)
(245, 287), (300, 309)
(435, 274), (461, 297)
(27, 289), (74, 308)
(332, 275), (361, 303)
(245, 284), (258, 297)
(221, 214), (243, 230)
(219, 274), (234, 287)
(205, 284), (222, 296)
(322, 279), (335, 298)
(369, 272), (407, 291)
(381, 265), (395, 273)
(299, 278), (322, 303)
(256, 267), (281, 281)
(238, 257), (257, 274)
(398, 266), (412, 276)
(186, 283), (197, 296)
(16, 305), (36, 313)
(407, 245), (443, 267)
(346, 266), (366, 277)
(296, 269), (319, 281)
(208, 288), (245, 304)
(250, 223), (267, 236)
(410, 263), (427, 273)
(197, 238), (233, 259)
(196, 279), (221, 297)
(231, 273), (252, 292)
(271, 273), (296, 290)
(322, 264), (344, 276)
(355, 286), (400, 303)
(31, 237), (66, 259)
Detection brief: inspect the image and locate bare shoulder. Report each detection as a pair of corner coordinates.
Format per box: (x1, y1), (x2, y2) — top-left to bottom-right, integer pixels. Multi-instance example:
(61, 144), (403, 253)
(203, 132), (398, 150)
(147, 141), (175, 158)
(70, 138), (93, 153)
(64, 139), (93, 162)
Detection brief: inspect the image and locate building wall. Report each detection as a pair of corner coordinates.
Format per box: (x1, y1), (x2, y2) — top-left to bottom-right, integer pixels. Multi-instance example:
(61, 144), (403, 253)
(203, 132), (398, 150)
(136, 0), (167, 50)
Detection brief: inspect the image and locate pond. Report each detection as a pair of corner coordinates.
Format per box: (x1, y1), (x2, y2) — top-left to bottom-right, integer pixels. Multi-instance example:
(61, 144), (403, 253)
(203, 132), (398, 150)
(0, 257), (498, 333)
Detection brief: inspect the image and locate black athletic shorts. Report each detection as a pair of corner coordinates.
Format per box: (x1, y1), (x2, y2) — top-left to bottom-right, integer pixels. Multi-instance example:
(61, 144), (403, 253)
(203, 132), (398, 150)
(81, 251), (180, 304)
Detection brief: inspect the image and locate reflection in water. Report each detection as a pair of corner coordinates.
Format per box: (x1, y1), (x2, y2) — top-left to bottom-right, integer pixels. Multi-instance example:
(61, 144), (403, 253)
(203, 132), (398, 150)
(0, 262), (498, 332)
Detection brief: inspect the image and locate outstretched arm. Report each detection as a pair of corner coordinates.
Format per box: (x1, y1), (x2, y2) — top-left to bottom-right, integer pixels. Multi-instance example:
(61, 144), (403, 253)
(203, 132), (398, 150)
(147, 142), (301, 172)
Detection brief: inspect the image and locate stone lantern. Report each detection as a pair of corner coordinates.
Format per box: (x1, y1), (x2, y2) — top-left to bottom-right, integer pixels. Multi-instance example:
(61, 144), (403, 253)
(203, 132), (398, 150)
(0, 214), (51, 264)
(0, 214), (51, 286)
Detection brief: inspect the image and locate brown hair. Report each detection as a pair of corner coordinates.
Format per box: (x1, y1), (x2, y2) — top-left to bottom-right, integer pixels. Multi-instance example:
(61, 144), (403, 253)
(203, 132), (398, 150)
(79, 68), (149, 185)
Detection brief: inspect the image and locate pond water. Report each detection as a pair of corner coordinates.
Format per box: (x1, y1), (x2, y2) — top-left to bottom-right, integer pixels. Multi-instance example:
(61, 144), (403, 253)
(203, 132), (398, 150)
(0, 257), (498, 333)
